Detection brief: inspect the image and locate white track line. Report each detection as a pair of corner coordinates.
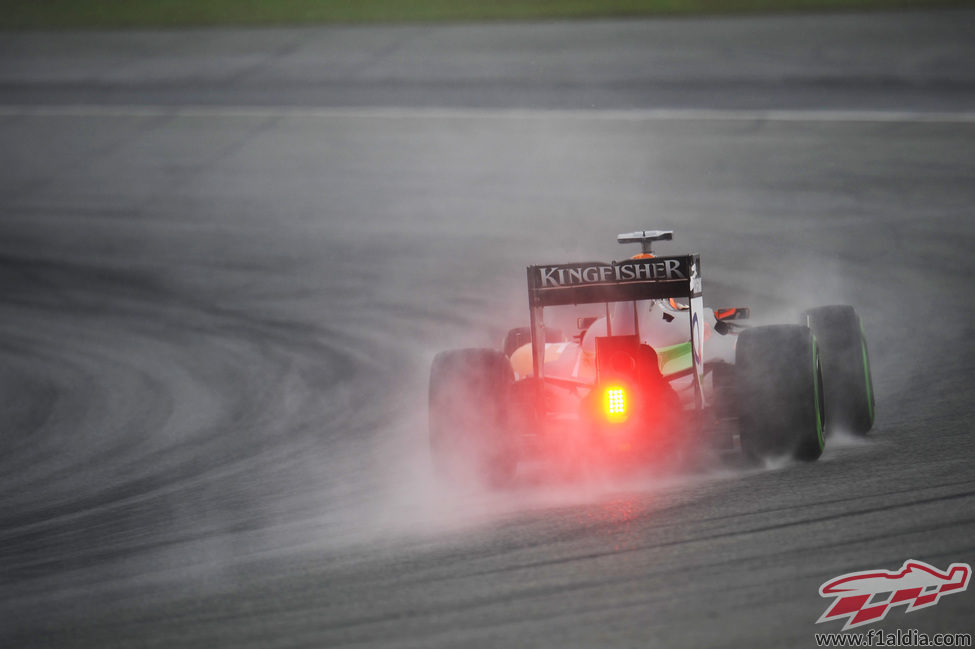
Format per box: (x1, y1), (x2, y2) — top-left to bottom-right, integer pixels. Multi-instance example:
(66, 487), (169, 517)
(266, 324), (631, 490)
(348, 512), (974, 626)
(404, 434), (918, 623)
(1, 104), (975, 123)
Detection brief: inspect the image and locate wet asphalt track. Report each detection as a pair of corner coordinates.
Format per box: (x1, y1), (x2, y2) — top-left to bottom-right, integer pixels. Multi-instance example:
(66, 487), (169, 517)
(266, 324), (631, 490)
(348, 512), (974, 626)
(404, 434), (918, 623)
(1, 9), (975, 648)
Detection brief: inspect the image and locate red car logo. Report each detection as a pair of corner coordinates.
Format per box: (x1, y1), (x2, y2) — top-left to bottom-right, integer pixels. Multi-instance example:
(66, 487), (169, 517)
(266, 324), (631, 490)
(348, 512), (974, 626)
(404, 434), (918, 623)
(817, 560), (971, 630)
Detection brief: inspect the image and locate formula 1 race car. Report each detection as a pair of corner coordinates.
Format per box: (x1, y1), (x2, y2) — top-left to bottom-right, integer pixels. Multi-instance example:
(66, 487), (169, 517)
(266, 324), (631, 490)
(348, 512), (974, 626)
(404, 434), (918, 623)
(429, 230), (875, 485)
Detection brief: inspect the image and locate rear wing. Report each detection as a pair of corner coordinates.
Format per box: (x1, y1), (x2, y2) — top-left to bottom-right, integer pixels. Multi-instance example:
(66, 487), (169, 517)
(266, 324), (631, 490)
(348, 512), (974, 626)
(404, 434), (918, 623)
(527, 255), (700, 307)
(526, 254), (705, 406)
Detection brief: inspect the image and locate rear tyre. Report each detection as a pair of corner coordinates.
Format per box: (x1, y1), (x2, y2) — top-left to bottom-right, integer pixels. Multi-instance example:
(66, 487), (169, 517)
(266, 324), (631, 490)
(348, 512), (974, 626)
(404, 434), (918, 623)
(736, 325), (825, 462)
(801, 305), (875, 436)
(429, 348), (517, 487)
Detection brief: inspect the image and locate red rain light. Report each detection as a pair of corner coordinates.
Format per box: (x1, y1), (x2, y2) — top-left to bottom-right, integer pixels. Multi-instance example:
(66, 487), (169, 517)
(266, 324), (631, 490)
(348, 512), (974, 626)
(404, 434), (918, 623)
(603, 385), (629, 422)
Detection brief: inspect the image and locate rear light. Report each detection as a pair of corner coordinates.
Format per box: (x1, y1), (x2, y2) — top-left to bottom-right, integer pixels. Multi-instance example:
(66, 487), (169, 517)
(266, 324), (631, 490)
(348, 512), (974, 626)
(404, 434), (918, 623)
(603, 385), (629, 423)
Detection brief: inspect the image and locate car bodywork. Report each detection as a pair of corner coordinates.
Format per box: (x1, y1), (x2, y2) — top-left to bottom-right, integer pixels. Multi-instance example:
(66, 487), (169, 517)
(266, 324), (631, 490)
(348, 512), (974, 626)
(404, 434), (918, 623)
(513, 231), (738, 458)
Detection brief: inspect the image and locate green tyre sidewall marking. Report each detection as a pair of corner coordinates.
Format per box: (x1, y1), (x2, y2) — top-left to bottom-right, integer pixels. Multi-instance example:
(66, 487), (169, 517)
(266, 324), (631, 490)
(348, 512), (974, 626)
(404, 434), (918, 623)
(812, 335), (824, 450)
(859, 324), (875, 425)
